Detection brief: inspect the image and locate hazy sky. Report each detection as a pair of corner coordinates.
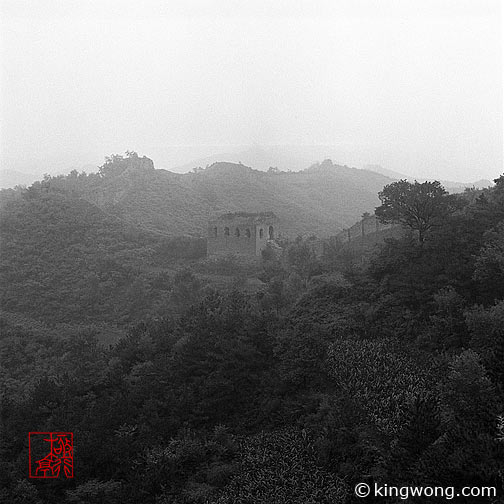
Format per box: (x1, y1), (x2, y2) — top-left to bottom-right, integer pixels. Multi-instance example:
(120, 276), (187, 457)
(1, 0), (502, 181)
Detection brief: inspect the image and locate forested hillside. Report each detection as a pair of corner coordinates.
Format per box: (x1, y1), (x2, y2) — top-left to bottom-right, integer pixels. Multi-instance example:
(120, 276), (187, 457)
(1, 152), (392, 237)
(0, 185), (211, 329)
(1, 169), (504, 502)
(0, 152), (395, 328)
(0, 192), (161, 324)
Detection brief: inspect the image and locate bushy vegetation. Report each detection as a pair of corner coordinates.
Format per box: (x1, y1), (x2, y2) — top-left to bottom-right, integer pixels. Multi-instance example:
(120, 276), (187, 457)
(1, 172), (504, 502)
(0, 186), (209, 327)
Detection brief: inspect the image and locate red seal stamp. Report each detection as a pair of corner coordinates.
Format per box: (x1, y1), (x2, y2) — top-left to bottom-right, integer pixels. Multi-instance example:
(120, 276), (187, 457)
(28, 432), (73, 478)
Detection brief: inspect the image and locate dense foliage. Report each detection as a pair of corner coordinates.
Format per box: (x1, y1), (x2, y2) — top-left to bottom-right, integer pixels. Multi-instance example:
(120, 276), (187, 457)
(376, 179), (462, 243)
(0, 188), (211, 329)
(1, 172), (504, 502)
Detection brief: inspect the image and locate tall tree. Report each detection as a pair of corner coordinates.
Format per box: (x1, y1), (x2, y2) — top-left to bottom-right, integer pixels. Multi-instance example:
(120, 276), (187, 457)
(375, 180), (460, 243)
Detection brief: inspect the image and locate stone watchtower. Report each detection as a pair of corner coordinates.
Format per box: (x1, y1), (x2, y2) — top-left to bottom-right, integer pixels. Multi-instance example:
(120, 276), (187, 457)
(207, 212), (279, 257)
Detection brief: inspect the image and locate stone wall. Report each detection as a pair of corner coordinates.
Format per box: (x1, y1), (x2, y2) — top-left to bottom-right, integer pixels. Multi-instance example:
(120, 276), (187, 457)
(337, 214), (395, 243)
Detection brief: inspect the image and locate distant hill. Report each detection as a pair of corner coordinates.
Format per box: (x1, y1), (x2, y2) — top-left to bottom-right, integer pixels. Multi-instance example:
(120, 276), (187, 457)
(174, 145), (335, 173)
(175, 146), (494, 191)
(3, 152), (490, 241)
(39, 154), (395, 237)
(362, 164), (493, 193)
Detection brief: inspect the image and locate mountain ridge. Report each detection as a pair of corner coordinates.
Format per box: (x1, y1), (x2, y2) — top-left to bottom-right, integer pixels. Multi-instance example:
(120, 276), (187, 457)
(4, 153), (490, 239)
(106, 157), (395, 236)
(3, 154), (395, 237)
(362, 164), (493, 192)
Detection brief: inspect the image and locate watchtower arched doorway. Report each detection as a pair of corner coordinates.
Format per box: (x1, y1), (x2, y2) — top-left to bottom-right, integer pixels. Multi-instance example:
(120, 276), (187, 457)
(268, 225), (274, 239)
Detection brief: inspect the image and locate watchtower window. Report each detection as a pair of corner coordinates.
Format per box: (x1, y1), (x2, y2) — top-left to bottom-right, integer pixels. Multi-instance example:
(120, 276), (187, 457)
(245, 228), (251, 238)
(213, 227), (218, 237)
(268, 225), (274, 239)
(235, 227), (240, 237)
(224, 227), (230, 236)
(259, 228), (264, 239)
